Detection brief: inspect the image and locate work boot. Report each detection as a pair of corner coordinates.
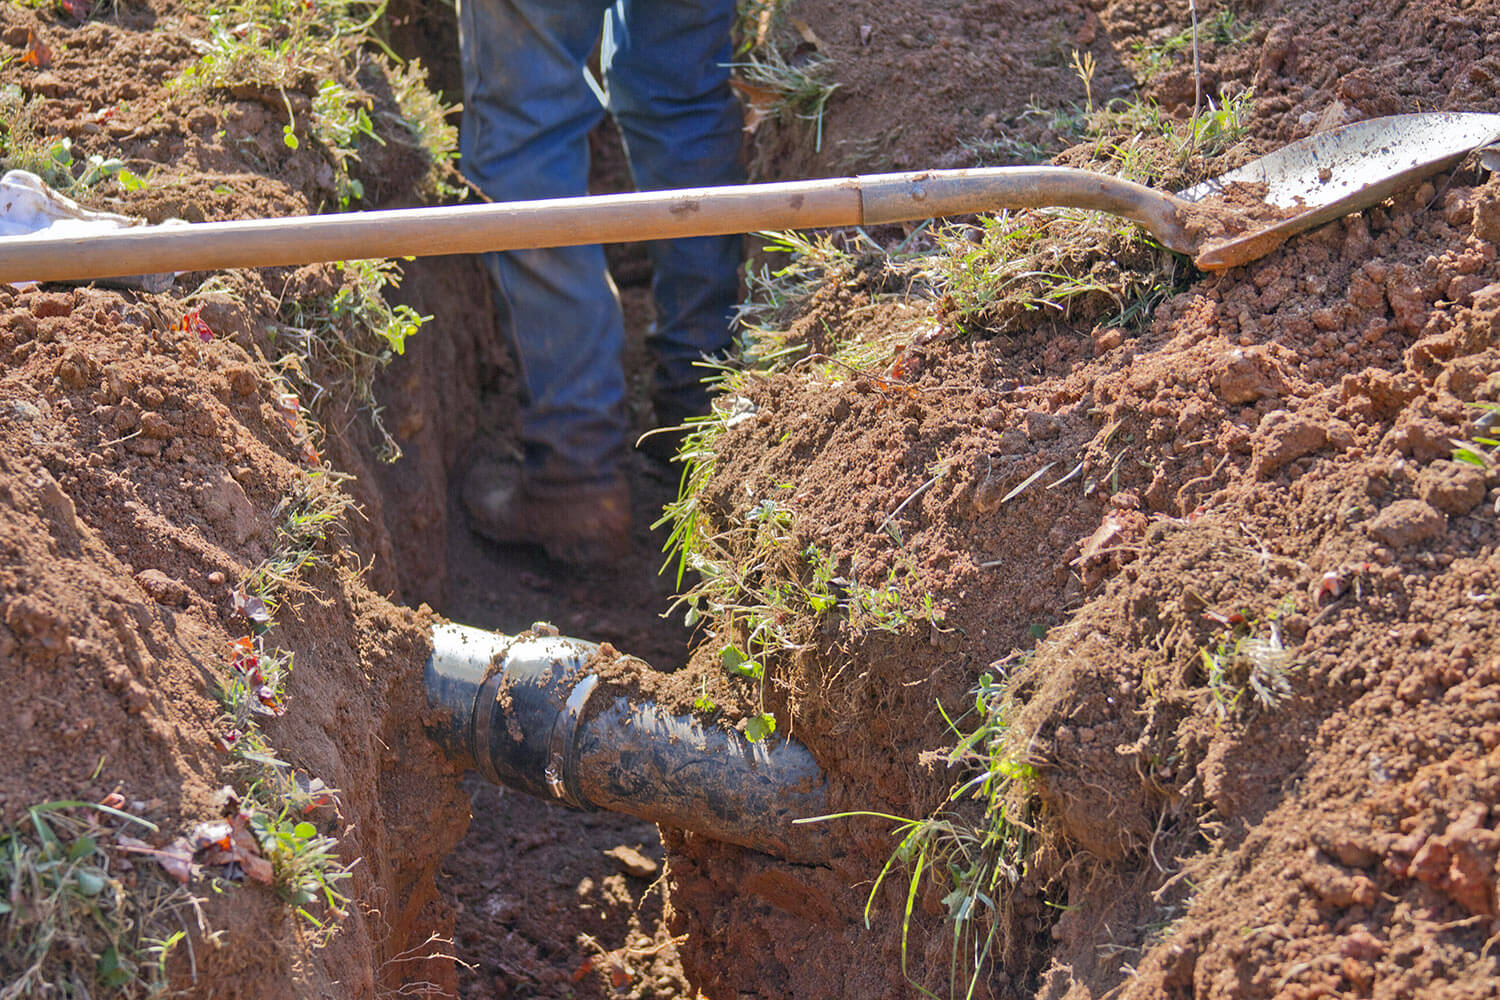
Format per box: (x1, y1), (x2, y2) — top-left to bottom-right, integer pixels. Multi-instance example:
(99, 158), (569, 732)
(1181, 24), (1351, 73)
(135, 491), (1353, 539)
(462, 458), (632, 566)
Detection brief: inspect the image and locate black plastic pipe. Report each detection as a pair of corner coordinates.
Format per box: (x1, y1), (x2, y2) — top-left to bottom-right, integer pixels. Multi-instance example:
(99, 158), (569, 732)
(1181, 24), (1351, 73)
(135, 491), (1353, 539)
(423, 622), (832, 864)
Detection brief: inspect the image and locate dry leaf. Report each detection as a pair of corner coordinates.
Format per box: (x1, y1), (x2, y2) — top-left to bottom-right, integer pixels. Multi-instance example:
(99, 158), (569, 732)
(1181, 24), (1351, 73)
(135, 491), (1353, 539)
(239, 850), (274, 884)
(158, 837), (196, 883)
(729, 78), (779, 135)
(21, 30), (51, 68)
(608, 961), (632, 989)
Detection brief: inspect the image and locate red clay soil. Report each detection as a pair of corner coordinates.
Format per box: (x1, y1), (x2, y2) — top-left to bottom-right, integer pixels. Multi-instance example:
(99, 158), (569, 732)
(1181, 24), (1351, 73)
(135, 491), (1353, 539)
(0, 278), (469, 995)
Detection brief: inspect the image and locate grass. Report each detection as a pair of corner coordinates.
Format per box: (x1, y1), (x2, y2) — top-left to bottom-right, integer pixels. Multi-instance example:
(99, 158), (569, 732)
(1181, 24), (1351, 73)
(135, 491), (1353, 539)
(1090, 86), (1255, 180)
(654, 364), (944, 742)
(1453, 402), (1500, 471)
(799, 670), (1035, 999)
(174, 0), (461, 207)
(737, 229), (932, 377)
(208, 404), (357, 939)
(384, 57), (463, 199)
(1200, 607), (1298, 720)
(174, 0), (386, 93)
(903, 206), (1186, 339)
(735, 230), (857, 345)
(1129, 7), (1254, 81)
(240, 467), (358, 607)
(271, 258), (431, 462)
(0, 801), (197, 999)
(250, 809), (352, 941)
(0, 85), (146, 194)
(174, 0), (384, 202)
(729, 45), (841, 152)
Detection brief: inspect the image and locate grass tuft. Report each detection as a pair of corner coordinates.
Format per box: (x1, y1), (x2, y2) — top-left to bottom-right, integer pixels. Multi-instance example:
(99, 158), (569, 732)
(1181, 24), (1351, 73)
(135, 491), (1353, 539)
(272, 258), (431, 462)
(800, 670), (1036, 999)
(730, 46), (841, 152)
(0, 801), (199, 1000)
(1201, 605), (1299, 719)
(904, 207), (1185, 339)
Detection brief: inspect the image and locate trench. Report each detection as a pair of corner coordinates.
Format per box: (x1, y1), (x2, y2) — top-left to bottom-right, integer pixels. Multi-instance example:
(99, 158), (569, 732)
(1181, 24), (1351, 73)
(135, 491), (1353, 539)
(348, 227), (700, 994)
(355, 12), (707, 982)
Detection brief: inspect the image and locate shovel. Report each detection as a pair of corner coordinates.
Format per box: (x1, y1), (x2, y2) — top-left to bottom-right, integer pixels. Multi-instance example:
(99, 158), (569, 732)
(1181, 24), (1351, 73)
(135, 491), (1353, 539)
(0, 111), (1494, 287)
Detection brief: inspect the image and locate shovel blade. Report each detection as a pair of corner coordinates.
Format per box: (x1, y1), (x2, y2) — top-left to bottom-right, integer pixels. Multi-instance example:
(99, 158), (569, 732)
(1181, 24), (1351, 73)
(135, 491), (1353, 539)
(1181, 111), (1500, 270)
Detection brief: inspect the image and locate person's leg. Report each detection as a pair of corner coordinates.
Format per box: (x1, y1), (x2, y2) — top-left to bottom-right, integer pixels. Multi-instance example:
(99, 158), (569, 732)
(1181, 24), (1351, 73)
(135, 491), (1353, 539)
(601, 0), (744, 425)
(458, 0), (626, 488)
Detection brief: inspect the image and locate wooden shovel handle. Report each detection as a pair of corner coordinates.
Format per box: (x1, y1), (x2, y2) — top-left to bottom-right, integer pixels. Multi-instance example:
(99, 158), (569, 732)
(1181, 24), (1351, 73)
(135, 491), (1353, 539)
(0, 168), (1194, 286)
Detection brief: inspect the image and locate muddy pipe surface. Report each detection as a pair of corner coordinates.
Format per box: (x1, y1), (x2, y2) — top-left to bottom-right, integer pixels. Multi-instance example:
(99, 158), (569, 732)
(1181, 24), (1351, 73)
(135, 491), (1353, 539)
(424, 622), (833, 864)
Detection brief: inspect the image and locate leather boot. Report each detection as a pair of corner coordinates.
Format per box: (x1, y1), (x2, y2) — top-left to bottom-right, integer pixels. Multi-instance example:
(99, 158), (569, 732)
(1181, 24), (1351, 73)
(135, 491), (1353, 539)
(462, 459), (631, 566)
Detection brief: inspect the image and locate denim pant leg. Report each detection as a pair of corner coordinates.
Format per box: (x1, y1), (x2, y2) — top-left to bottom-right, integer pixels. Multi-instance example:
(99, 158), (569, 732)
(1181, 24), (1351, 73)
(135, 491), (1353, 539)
(458, 0), (628, 486)
(602, 0), (744, 414)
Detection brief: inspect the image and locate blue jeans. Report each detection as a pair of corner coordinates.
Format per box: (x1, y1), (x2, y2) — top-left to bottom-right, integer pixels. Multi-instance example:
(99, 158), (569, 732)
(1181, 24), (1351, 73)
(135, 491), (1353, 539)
(457, 0), (744, 487)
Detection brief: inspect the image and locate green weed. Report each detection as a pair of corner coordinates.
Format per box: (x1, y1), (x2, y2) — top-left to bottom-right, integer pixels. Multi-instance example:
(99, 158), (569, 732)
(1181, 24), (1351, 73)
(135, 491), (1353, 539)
(249, 809), (352, 941)
(310, 79), (382, 207)
(905, 206), (1182, 338)
(241, 468), (357, 606)
(174, 0), (385, 93)
(1089, 86), (1255, 178)
(176, 0), (455, 208)
(656, 381), (943, 741)
(1453, 402), (1500, 470)
(1129, 8), (1253, 80)
(0, 86), (146, 194)
(272, 258), (430, 461)
(385, 57), (463, 199)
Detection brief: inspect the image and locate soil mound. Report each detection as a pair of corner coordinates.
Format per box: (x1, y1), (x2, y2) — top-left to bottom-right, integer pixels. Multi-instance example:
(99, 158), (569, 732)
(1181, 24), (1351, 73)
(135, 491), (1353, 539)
(0, 3), (471, 996)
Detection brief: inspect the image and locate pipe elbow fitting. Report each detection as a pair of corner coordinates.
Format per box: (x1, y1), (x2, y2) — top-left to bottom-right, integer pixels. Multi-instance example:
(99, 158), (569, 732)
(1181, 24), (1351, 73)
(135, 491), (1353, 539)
(424, 622), (834, 863)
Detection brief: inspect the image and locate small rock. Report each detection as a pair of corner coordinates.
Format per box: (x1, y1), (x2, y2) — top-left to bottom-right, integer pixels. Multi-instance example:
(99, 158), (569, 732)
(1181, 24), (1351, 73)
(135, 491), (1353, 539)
(54, 350), (91, 388)
(1023, 410), (1061, 440)
(30, 292), (73, 319)
(198, 470), (258, 544)
(225, 366), (259, 398)
(1416, 460), (1487, 515)
(1216, 347), (1283, 405)
(1252, 410), (1326, 477)
(139, 411), (172, 439)
(1092, 327), (1123, 353)
(1366, 499), (1445, 548)
(603, 845), (658, 878)
(135, 569), (189, 608)
(4, 595), (69, 652)
(1339, 929), (1384, 960)
(33, 472), (79, 537)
